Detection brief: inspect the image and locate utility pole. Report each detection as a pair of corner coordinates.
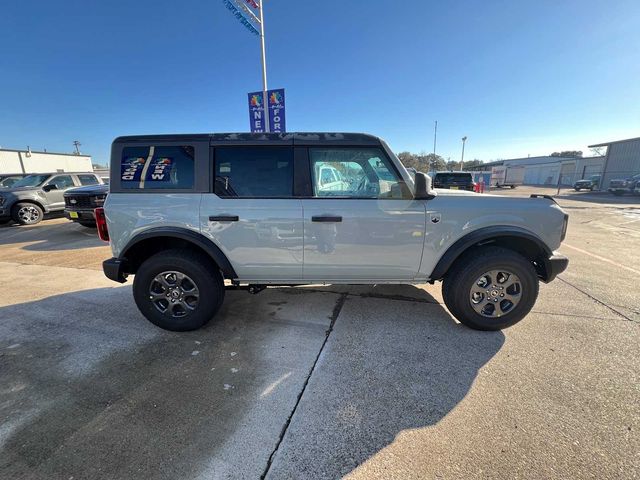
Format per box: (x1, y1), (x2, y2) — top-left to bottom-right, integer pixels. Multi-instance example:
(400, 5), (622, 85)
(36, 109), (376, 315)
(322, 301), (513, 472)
(459, 136), (467, 170)
(73, 140), (81, 155)
(433, 120), (438, 155)
(431, 121), (438, 173)
(258, 0), (269, 133)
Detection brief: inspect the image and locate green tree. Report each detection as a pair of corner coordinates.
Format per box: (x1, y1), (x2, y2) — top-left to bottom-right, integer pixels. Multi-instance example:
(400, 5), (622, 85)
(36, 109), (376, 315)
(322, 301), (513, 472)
(550, 150), (583, 158)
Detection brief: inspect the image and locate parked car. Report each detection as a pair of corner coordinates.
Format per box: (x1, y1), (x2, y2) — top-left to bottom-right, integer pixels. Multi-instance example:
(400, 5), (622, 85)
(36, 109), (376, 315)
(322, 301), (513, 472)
(64, 183), (109, 228)
(0, 172), (104, 225)
(608, 173), (640, 195)
(574, 175), (600, 191)
(432, 171), (475, 191)
(98, 133), (568, 333)
(0, 174), (26, 188)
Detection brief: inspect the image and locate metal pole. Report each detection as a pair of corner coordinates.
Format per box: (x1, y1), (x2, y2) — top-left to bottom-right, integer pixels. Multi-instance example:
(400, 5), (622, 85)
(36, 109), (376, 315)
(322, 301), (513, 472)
(433, 120), (437, 155)
(258, 0), (269, 133)
(460, 136), (467, 170)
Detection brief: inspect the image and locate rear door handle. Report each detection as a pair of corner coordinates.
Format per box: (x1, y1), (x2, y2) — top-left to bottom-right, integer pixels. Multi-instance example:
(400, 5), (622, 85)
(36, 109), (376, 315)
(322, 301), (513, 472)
(311, 215), (342, 222)
(209, 215), (239, 222)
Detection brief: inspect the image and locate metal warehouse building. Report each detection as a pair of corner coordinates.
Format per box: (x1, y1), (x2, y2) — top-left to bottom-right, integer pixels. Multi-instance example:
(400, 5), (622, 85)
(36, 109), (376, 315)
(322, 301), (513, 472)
(589, 136), (640, 189)
(472, 155), (606, 186)
(0, 148), (92, 174)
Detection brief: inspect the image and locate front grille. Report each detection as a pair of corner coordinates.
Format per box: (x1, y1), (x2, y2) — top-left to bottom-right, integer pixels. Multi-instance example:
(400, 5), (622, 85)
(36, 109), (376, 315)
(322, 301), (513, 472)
(609, 181), (627, 188)
(65, 196), (93, 208)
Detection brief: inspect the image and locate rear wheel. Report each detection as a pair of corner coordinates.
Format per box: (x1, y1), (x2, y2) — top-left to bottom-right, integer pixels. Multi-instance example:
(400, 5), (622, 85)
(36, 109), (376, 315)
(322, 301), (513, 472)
(12, 202), (43, 225)
(442, 247), (539, 330)
(133, 249), (225, 331)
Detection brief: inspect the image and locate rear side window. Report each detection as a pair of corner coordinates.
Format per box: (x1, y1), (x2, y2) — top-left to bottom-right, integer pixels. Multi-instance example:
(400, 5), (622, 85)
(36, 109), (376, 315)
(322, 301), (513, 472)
(78, 174), (99, 186)
(214, 147), (293, 198)
(120, 145), (195, 190)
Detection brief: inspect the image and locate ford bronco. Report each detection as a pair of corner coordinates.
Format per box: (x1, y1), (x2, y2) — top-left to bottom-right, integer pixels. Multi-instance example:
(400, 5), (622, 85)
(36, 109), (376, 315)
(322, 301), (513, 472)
(99, 133), (568, 332)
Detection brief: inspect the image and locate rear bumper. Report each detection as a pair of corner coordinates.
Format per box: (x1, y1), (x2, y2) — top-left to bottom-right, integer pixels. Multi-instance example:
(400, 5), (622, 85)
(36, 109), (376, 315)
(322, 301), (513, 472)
(542, 253), (569, 283)
(103, 257), (128, 283)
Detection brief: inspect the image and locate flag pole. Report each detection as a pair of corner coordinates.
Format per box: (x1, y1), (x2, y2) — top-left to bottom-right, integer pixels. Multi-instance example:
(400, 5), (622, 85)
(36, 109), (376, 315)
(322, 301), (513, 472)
(258, 0), (269, 133)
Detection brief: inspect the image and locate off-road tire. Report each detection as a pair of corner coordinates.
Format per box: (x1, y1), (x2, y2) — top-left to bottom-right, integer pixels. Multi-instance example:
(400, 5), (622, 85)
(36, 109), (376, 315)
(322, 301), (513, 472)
(11, 202), (44, 225)
(133, 249), (225, 331)
(442, 246), (539, 331)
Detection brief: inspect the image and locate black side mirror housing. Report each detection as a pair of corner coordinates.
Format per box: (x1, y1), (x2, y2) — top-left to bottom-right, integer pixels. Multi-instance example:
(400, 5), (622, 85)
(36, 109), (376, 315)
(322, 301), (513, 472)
(414, 172), (437, 200)
(43, 184), (58, 192)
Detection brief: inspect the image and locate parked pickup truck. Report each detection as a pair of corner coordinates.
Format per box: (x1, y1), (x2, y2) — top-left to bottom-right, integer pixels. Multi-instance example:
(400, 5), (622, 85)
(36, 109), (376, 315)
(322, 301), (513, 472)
(98, 133), (569, 332)
(64, 183), (109, 228)
(608, 173), (640, 196)
(0, 172), (104, 225)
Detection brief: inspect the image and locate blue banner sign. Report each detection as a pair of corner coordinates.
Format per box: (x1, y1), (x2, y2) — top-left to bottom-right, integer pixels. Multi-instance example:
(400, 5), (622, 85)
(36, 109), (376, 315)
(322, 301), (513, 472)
(247, 88), (286, 133)
(248, 92), (265, 133)
(267, 88), (286, 133)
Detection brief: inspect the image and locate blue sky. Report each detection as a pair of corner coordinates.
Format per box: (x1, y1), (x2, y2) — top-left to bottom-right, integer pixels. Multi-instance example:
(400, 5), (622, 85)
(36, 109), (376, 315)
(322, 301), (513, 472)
(1, 0), (639, 165)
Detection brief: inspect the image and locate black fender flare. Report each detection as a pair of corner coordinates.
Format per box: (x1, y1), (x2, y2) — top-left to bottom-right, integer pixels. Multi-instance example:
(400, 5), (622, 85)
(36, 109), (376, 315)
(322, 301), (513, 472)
(429, 226), (552, 281)
(120, 227), (237, 279)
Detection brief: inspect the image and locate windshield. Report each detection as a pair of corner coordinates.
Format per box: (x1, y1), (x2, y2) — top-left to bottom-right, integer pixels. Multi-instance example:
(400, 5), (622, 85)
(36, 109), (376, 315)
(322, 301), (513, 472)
(10, 174), (50, 188)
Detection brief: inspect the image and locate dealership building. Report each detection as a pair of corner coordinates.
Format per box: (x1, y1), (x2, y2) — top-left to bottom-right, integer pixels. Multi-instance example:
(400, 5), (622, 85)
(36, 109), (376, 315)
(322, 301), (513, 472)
(470, 136), (639, 188)
(0, 147), (92, 175)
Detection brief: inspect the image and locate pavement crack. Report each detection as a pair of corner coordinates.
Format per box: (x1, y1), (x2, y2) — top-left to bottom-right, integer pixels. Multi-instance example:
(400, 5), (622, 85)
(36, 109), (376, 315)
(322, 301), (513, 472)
(557, 277), (637, 324)
(260, 292), (348, 480)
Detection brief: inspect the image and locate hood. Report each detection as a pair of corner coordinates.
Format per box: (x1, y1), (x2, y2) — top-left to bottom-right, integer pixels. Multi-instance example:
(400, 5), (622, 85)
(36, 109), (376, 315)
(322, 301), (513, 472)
(0, 186), (42, 194)
(434, 188), (480, 196)
(64, 184), (109, 196)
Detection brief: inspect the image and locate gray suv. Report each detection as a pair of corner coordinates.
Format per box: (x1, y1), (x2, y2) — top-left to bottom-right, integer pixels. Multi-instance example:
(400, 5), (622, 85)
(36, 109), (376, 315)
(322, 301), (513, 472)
(0, 172), (104, 225)
(100, 133), (569, 332)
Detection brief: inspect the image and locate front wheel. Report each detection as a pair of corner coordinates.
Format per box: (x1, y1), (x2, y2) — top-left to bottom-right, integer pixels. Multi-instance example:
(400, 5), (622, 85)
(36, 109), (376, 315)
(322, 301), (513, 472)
(574, 187), (581, 191)
(442, 247), (539, 330)
(12, 202), (43, 225)
(133, 249), (225, 331)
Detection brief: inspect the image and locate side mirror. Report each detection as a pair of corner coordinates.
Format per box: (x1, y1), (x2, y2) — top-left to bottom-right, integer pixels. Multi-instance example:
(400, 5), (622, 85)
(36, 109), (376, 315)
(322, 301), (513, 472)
(43, 184), (58, 192)
(414, 172), (437, 200)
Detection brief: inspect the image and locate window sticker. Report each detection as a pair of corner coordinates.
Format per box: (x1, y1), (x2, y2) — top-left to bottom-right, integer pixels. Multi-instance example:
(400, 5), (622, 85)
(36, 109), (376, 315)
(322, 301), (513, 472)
(121, 157), (147, 182)
(146, 157), (174, 182)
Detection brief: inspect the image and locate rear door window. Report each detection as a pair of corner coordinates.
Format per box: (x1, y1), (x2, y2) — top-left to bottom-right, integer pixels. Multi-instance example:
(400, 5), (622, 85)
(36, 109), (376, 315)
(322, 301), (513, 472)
(120, 145), (195, 189)
(78, 174), (99, 186)
(214, 146), (294, 198)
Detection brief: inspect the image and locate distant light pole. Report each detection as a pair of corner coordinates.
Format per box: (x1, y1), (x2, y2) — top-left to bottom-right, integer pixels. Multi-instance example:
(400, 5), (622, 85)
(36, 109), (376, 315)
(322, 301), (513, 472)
(73, 140), (81, 155)
(459, 136), (467, 170)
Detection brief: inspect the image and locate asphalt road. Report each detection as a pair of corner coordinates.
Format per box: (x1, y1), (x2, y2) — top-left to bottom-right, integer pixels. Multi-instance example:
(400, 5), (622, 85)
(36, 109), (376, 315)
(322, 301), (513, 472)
(0, 188), (638, 479)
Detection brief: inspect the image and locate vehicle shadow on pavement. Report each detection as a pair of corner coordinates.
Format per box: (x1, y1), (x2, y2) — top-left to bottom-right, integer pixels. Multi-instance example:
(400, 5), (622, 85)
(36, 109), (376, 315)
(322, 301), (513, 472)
(0, 284), (505, 479)
(265, 285), (506, 479)
(0, 220), (105, 251)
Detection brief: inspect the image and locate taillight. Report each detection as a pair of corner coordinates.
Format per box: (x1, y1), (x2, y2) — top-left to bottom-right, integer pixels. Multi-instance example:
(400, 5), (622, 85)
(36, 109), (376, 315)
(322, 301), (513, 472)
(94, 207), (109, 242)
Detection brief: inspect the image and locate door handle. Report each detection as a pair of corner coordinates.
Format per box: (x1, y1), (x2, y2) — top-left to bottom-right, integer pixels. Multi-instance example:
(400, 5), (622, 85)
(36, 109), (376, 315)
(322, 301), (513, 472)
(311, 215), (342, 222)
(209, 215), (239, 222)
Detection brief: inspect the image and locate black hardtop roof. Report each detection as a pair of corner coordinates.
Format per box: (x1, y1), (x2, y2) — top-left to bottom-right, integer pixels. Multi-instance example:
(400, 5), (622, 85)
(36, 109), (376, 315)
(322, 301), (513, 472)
(20, 172), (98, 176)
(113, 132), (383, 146)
